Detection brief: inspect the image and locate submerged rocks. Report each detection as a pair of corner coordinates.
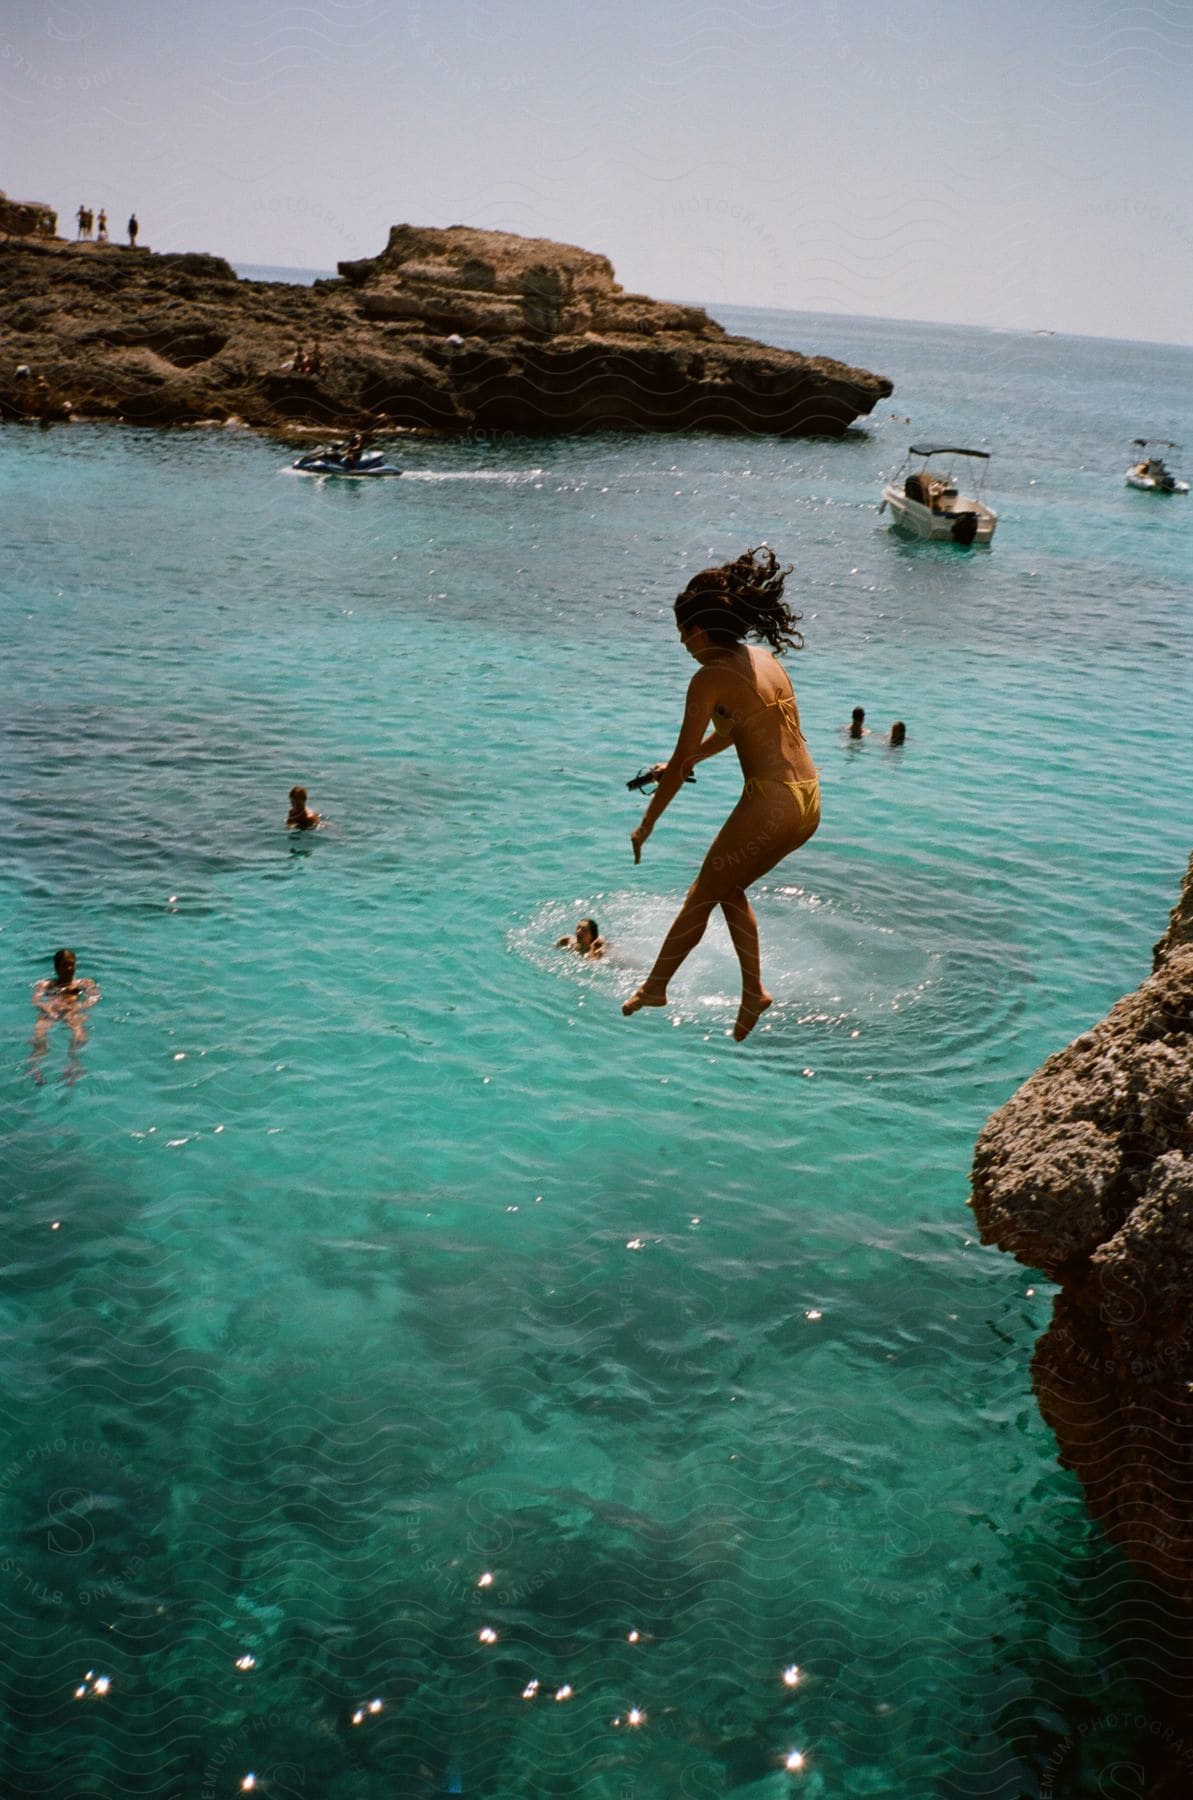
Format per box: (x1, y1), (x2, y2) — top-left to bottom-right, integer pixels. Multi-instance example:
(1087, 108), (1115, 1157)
(971, 852), (1193, 1603)
(0, 224), (892, 436)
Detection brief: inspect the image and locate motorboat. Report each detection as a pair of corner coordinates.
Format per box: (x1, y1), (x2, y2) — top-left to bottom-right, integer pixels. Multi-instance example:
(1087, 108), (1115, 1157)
(291, 443), (402, 478)
(880, 446), (997, 545)
(1125, 440), (1188, 494)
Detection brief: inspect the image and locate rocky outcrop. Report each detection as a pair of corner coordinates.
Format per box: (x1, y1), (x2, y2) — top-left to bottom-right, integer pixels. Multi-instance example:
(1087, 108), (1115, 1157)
(0, 190), (56, 238)
(0, 224), (892, 436)
(971, 853), (1193, 1603)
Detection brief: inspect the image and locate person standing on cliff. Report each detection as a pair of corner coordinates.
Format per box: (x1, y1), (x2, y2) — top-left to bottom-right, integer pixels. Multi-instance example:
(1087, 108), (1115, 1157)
(128, 214), (138, 248)
(76, 204), (88, 240)
(96, 209), (108, 243)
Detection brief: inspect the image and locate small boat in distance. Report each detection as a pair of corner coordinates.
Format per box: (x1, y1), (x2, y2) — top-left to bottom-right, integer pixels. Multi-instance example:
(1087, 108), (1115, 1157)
(880, 446), (997, 545)
(1125, 440), (1188, 494)
(291, 443), (402, 478)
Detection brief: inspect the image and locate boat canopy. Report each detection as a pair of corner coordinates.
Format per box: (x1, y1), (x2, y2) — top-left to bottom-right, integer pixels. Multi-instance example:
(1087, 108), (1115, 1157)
(909, 445), (990, 459)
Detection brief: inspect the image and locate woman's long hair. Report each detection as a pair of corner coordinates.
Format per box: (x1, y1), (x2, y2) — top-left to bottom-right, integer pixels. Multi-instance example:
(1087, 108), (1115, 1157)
(674, 546), (803, 654)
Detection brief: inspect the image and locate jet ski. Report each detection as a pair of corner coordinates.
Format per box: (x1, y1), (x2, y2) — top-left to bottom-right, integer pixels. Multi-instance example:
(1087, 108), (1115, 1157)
(291, 443), (402, 478)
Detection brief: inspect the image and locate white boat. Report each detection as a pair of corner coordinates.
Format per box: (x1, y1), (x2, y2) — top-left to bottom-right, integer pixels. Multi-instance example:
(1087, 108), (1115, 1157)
(880, 446), (997, 545)
(1125, 440), (1188, 494)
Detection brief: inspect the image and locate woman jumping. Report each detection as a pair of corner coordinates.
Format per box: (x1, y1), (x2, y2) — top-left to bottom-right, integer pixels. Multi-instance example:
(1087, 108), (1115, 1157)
(623, 546), (819, 1041)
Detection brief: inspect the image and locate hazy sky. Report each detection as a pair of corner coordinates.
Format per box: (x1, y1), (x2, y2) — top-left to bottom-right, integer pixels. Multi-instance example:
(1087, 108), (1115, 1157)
(5, 0), (1191, 342)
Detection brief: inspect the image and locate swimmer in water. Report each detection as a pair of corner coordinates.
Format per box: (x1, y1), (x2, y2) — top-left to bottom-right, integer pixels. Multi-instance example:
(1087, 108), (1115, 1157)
(846, 706), (869, 740)
(888, 720), (906, 746)
(31, 948), (100, 1076)
(622, 546), (820, 1041)
(557, 918), (605, 959)
(286, 785), (320, 830)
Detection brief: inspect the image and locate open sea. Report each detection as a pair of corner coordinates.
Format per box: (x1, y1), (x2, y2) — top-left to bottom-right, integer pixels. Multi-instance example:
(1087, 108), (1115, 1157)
(2, 301), (1191, 1798)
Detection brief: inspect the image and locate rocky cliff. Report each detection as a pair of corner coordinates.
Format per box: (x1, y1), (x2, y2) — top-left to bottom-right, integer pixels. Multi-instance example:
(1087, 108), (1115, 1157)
(0, 189), (57, 238)
(0, 224), (892, 436)
(971, 853), (1193, 1603)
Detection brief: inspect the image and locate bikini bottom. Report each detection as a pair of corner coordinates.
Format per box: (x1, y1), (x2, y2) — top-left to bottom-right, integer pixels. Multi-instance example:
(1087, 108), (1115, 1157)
(742, 774), (821, 832)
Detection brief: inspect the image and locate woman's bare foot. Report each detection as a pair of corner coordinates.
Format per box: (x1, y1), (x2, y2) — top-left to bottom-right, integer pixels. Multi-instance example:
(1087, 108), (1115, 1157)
(733, 990), (773, 1041)
(622, 986), (668, 1017)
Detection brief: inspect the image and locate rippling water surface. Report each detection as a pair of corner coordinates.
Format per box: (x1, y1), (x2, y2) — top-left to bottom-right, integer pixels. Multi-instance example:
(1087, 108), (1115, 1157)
(1, 312), (1190, 1796)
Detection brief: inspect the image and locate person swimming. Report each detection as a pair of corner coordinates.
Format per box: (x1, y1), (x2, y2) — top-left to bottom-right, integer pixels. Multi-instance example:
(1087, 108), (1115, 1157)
(846, 706), (869, 740)
(31, 948), (100, 1074)
(286, 785), (320, 830)
(888, 720), (906, 746)
(557, 918), (605, 959)
(622, 546), (820, 1041)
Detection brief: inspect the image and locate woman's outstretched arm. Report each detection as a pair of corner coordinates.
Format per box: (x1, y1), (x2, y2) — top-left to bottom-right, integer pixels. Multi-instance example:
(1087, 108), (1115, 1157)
(632, 672), (717, 862)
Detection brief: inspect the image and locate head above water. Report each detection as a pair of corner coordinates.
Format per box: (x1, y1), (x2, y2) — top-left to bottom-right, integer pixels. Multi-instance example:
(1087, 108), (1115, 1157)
(673, 546), (803, 655)
(889, 720), (906, 745)
(289, 786), (307, 806)
(576, 918), (600, 948)
(53, 948), (77, 982)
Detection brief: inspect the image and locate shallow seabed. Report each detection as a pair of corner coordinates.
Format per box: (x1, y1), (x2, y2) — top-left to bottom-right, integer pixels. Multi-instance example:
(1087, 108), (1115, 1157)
(1, 313), (1191, 1796)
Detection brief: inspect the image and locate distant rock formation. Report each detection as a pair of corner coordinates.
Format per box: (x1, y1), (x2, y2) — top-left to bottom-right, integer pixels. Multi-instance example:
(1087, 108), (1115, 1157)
(0, 223), (892, 435)
(0, 190), (56, 239)
(971, 852), (1193, 1604)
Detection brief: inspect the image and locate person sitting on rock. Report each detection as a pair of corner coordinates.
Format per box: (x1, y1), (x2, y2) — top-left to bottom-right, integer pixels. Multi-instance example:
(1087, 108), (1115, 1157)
(28, 376), (69, 423)
(306, 341), (323, 376)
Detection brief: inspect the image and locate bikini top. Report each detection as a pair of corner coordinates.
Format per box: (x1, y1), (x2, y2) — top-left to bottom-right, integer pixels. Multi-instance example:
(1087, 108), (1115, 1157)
(710, 663), (807, 746)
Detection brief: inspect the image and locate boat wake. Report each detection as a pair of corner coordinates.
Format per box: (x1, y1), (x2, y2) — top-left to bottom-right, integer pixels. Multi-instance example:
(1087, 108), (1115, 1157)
(398, 468), (548, 484)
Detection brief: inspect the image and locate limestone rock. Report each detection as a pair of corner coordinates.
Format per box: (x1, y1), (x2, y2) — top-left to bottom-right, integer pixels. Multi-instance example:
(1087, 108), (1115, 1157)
(0, 189), (56, 238)
(971, 850), (1193, 1604)
(0, 224), (892, 436)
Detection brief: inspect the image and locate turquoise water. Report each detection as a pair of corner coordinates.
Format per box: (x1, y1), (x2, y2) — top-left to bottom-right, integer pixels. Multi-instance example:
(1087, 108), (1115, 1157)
(2, 313), (1191, 1797)
(234, 263), (337, 285)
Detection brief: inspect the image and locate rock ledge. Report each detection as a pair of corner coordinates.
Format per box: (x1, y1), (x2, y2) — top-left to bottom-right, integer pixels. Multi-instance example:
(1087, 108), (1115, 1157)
(971, 853), (1193, 1602)
(0, 224), (892, 436)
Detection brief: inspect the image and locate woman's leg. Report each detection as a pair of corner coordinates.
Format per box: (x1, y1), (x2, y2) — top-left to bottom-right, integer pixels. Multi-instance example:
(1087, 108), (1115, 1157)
(719, 889), (773, 1039)
(624, 782), (816, 1028)
(622, 890), (718, 1012)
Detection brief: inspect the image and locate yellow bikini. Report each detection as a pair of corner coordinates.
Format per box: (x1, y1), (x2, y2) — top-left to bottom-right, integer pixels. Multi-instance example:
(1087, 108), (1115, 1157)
(711, 669), (821, 827)
(742, 773), (821, 826)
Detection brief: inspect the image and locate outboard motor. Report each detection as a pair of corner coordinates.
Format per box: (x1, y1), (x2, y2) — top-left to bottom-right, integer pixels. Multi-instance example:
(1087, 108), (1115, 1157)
(951, 512), (979, 546)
